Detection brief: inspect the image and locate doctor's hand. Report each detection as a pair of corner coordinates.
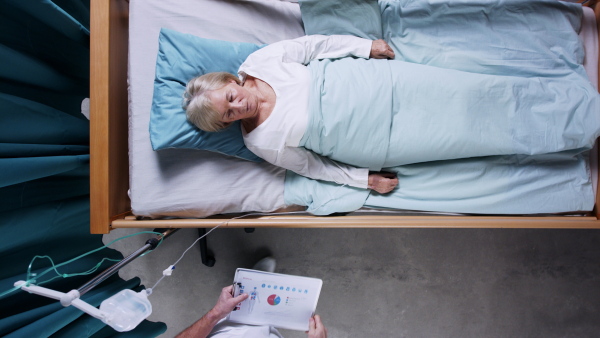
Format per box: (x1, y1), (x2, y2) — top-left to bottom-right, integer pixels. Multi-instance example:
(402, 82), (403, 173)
(209, 285), (249, 320)
(307, 315), (328, 338)
(370, 39), (395, 59)
(368, 172), (398, 194)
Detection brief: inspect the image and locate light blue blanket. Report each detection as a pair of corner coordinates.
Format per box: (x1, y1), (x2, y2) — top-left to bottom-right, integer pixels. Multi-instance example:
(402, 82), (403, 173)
(302, 58), (599, 168)
(285, 154), (594, 215)
(286, 0), (600, 214)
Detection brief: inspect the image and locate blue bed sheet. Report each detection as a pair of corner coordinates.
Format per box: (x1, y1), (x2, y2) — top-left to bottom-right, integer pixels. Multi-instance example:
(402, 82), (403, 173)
(285, 0), (599, 214)
(302, 57), (599, 168)
(285, 154), (594, 215)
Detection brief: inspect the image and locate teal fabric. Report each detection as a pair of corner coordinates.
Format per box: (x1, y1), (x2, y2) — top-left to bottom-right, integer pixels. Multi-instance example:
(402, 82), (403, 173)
(363, 154), (594, 214)
(302, 57), (599, 166)
(299, 0), (382, 39)
(284, 171), (369, 215)
(150, 28), (264, 162)
(287, 0), (600, 215)
(286, 154), (594, 215)
(302, 58), (393, 171)
(0, 1), (166, 337)
(380, 0), (585, 77)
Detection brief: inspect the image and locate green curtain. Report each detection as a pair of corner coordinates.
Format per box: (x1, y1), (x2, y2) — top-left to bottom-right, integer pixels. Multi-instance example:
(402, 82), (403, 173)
(0, 1), (166, 336)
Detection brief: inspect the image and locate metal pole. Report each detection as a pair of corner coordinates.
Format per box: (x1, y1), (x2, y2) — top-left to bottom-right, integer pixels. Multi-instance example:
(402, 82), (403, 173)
(78, 228), (179, 296)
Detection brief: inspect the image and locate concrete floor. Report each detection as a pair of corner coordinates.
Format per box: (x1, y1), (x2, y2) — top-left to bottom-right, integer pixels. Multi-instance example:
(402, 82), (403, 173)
(104, 227), (600, 338)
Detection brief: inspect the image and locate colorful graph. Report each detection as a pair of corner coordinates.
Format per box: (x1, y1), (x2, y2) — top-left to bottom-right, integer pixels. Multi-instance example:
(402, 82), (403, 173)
(267, 294), (281, 306)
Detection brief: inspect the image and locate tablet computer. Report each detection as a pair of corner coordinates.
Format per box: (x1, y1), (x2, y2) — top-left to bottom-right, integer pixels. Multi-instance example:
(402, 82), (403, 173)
(227, 268), (323, 331)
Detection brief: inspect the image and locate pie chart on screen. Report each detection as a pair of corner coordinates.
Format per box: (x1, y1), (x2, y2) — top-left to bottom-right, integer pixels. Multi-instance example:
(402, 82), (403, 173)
(267, 294), (281, 306)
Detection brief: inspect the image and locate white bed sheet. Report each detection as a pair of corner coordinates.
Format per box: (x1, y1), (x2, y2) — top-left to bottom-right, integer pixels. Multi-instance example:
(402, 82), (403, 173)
(129, 2), (599, 218)
(128, 0), (304, 218)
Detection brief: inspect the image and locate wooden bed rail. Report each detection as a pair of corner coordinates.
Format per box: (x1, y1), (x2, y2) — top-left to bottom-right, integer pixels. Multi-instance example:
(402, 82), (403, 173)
(112, 215), (600, 229)
(90, 0), (130, 234)
(90, 1), (600, 234)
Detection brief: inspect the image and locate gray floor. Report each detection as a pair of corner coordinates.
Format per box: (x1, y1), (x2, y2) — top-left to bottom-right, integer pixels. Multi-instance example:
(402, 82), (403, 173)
(104, 227), (600, 338)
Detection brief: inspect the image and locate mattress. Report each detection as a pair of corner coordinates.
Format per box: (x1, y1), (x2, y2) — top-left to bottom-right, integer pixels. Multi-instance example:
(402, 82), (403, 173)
(128, 0), (304, 218)
(129, 1), (598, 218)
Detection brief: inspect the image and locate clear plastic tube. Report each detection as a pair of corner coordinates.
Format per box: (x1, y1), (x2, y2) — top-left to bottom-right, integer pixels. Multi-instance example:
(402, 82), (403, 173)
(1, 231), (165, 299)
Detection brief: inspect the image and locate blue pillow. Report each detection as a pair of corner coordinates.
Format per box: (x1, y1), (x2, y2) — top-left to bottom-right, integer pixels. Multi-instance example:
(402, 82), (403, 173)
(150, 28), (264, 162)
(299, 0), (382, 39)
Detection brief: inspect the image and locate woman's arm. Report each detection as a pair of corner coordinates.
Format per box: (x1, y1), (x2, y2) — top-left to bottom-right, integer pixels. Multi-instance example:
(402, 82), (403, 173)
(247, 144), (397, 193)
(291, 35), (395, 63)
(244, 35), (394, 67)
(287, 35), (371, 64)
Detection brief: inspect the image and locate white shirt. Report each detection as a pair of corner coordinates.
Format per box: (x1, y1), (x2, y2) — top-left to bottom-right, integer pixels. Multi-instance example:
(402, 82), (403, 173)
(207, 320), (283, 338)
(239, 35), (372, 189)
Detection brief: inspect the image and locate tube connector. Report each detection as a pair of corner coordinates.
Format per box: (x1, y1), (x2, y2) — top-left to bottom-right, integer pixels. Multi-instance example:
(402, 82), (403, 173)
(162, 265), (175, 276)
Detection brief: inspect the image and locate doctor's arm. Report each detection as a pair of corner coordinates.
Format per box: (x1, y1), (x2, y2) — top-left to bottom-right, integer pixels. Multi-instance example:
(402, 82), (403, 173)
(307, 315), (328, 338)
(176, 286), (249, 338)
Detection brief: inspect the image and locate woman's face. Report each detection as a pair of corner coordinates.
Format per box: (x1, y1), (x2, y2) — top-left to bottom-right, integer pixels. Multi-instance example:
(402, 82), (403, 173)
(207, 80), (258, 123)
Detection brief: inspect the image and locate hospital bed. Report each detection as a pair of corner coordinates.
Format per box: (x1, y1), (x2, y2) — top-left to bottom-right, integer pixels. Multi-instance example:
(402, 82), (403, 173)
(90, 0), (600, 234)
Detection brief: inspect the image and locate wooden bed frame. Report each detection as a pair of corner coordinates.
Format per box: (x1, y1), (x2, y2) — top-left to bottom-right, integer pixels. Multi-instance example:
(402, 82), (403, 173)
(90, 0), (600, 234)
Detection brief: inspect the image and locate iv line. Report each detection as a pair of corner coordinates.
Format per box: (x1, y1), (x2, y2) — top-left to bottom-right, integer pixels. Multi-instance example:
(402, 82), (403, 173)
(149, 210), (309, 292)
(7, 211), (313, 332)
(28, 231), (165, 283)
(7, 210), (310, 298)
(0, 231), (165, 300)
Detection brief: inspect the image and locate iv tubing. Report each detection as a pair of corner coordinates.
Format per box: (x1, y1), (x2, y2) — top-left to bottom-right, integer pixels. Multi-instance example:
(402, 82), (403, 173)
(78, 228), (179, 296)
(148, 211), (310, 292)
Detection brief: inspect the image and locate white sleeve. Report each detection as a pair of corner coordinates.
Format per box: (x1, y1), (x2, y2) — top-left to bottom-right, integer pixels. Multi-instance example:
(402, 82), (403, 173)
(246, 144), (369, 189)
(243, 35), (372, 67)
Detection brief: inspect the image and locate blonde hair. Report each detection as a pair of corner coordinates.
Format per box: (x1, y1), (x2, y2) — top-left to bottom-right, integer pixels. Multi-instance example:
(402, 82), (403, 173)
(183, 72), (241, 132)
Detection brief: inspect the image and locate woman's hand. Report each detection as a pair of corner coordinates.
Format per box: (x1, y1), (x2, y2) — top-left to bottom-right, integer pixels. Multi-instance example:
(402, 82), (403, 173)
(370, 40), (395, 59)
(368, 172), (398, 194)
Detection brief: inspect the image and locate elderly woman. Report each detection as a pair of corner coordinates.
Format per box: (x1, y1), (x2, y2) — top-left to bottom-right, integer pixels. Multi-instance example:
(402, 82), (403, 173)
(183, 35), (399, 194)
(184, 34), (600, 196)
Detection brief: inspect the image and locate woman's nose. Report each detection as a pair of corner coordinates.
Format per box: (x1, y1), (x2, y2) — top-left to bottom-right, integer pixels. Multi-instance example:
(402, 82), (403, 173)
(230, 101), (244, 111)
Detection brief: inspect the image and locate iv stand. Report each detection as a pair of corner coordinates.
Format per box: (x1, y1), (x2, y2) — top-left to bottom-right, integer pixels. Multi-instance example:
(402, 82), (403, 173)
(78, 228), (179, 296)
(17, 228), (180, 332)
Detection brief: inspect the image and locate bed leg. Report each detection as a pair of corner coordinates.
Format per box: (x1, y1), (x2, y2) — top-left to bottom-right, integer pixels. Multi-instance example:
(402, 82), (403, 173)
(197, 228), (216, 267)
